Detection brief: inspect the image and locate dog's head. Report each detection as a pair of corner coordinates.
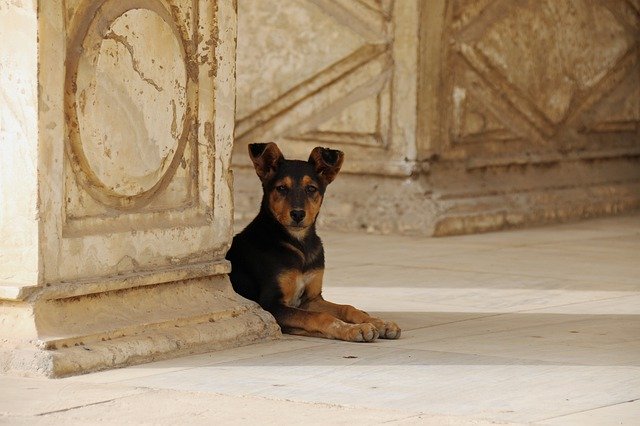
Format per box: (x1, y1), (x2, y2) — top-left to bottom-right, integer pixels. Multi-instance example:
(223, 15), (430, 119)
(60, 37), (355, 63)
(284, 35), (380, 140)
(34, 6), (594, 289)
(249, 142), (344, 235)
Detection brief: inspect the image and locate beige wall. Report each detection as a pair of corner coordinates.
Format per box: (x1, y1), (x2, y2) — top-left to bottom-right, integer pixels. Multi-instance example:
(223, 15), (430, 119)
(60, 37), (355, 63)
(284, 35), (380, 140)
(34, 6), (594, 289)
(234, 0), (640, 234)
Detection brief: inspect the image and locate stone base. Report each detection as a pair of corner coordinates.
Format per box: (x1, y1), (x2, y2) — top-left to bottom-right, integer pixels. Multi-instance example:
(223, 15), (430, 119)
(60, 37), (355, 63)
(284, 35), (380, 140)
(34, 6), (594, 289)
(0, 274), (280, 378)
(233, 154), (640, 236)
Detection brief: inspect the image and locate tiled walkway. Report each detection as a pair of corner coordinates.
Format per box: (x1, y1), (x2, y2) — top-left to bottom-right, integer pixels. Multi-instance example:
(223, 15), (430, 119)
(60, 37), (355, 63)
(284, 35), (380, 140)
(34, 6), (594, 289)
(2, 215), (639, 425)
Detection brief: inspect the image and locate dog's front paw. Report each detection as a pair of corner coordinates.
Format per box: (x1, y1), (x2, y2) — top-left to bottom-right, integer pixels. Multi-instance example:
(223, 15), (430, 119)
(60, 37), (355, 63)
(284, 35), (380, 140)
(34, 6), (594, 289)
(371, 320), (401, 339)
(342, 323), (379, 342)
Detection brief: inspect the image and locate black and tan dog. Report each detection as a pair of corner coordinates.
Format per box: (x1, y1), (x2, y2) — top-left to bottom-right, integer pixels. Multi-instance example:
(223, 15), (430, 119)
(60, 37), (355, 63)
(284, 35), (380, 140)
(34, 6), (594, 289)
(226, 142), (400, 342)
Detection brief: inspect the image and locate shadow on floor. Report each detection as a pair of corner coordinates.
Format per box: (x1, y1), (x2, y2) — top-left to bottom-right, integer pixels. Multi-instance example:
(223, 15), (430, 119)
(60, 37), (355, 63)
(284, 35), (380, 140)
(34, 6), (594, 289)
(129, 311), (640, 369)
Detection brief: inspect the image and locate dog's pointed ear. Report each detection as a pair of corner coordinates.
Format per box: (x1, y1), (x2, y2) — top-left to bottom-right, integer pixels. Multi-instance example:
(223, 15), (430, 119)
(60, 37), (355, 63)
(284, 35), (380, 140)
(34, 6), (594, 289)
(248, 142), (284, 183)
(308, 147), (344, 185)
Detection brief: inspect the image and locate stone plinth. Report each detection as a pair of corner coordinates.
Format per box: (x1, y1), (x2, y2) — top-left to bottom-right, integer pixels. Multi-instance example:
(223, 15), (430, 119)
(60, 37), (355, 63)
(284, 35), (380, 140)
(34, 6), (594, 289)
(0, 0), (279, 377)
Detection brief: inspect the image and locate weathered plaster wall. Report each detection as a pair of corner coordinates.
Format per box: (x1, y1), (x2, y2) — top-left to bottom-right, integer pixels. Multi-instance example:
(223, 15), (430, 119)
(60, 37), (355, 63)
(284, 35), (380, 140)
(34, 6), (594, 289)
(0, 1), (39, 285)
(234, 0), (640, 235)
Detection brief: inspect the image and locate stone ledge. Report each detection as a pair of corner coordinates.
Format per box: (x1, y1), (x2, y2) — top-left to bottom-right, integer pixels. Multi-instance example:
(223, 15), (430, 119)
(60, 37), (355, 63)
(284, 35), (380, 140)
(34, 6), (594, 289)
(433, 182), (640, 236)
(0, 260), (232, 302)
(0, 275), (280, 378)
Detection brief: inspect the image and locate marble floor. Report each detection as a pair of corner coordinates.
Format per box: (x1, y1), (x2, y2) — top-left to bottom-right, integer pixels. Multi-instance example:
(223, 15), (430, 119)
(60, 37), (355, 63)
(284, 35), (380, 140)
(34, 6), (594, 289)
(2, 215), (639, 425)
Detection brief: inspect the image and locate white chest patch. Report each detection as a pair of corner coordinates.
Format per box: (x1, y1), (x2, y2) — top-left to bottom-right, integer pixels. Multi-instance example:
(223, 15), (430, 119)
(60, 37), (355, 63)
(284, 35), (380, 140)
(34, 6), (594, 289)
(289, 271), (317, 308)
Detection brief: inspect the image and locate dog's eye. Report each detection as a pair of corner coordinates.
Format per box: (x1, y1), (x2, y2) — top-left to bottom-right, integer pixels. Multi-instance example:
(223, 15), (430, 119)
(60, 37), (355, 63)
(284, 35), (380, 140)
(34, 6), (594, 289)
(276, 185), (288, 194)
(306, 185), (318, 194)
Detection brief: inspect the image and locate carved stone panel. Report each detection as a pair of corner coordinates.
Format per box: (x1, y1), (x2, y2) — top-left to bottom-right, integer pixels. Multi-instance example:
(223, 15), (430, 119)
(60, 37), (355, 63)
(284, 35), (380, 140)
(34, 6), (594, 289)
(66, 2), (193, 211)
(234, 0), (640, 234)
(433, 0), (640, 166)
(235, 0), (418, 176)
(37, 0), (234, 284)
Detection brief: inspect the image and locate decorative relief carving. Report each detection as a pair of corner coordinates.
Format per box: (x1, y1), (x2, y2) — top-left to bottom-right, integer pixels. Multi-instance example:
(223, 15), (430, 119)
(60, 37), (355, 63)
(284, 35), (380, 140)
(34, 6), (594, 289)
(442, 0), (640, 160)
(65, 0), (196, 211)
(235, 0), (413, 174)
(58, 0), (227, 240)
(582, 67), (640, 134)
(13, 0), (230, 286)
(452, 87), (518, 144)
(78, 11), (186, 197)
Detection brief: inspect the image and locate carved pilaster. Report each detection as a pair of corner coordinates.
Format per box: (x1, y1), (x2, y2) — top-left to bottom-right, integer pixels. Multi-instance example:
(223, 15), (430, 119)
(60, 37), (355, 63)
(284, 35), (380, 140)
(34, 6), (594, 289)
(0, 0), (279, 377)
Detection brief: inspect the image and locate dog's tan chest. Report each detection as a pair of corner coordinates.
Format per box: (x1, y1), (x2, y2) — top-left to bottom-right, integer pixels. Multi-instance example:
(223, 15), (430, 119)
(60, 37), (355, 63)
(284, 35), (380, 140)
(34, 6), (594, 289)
(278, 269), (323, 308)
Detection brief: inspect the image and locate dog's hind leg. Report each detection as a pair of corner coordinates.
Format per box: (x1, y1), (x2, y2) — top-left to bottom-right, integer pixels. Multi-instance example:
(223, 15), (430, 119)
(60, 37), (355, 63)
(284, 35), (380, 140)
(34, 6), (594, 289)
(270, 305), (379, 342)
(301, 296), (401, 339)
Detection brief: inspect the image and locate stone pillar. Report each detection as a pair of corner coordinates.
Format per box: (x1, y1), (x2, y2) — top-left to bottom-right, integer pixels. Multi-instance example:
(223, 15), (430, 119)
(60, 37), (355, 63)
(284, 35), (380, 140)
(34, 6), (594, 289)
(0, 0), (279, 377)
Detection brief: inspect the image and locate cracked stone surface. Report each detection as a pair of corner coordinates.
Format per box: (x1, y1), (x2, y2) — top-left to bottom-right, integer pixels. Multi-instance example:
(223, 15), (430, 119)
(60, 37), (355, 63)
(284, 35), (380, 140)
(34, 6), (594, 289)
(78, 9), (187, 196)
(1, 215), (639, 424)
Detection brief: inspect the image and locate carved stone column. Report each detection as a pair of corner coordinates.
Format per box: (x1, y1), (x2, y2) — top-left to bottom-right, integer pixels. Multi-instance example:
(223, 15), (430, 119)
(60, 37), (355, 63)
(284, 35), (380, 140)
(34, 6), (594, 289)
(0, 0), (279, 377)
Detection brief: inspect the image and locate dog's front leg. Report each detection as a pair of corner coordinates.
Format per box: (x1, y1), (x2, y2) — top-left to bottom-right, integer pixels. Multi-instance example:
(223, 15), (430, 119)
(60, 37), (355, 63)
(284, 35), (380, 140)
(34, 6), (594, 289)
(270, 305), (379, 342)
(302, 296), (401, 339)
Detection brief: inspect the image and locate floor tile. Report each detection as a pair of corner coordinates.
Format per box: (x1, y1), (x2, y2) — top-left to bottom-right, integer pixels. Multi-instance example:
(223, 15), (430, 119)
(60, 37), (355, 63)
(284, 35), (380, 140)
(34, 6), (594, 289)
(536, 398), (640, 425)
(408, 245), (640, 287)
(66, 338), (327, 384)
(0, 377), (144, 417)
(396, 311), (640, 366)
(527, 294), (640, 315)
(33, 389), (413, 426)
(322, 281), (635, 314)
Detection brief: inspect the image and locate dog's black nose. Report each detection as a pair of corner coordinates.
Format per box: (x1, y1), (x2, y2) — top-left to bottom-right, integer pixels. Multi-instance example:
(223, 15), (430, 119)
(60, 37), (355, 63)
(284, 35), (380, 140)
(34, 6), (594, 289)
(290, 210), (306, 223)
